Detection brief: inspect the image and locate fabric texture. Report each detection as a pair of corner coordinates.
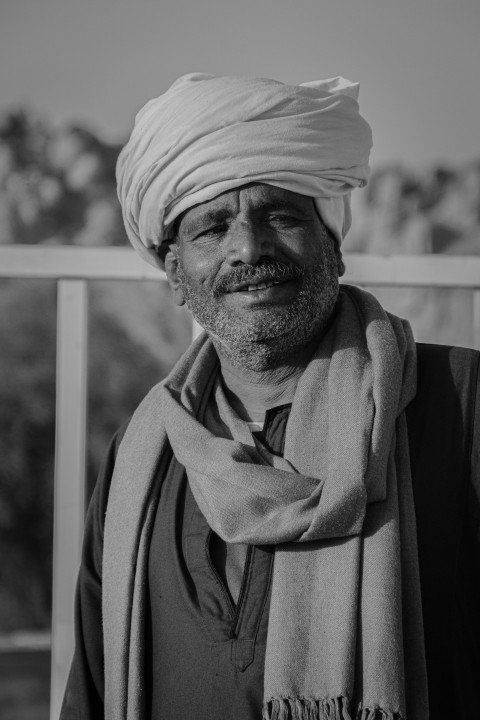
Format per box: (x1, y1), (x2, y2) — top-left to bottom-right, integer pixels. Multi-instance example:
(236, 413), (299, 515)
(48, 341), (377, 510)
(116, 73), (372, 269)
(102, 285), (428, 720)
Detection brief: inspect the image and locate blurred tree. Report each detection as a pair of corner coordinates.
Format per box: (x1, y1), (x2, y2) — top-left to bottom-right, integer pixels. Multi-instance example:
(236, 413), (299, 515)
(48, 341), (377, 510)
(0, 111), (83, 243)
(0, 109), (127, 247)
(0, 108), (193, 633)
(0, 280), (56, 630)
(0, 278), (188, 632)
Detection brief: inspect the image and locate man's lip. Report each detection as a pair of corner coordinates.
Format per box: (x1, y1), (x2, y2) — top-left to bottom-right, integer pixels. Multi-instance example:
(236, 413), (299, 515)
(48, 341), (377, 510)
(225, 278), (298, 304)
(226, 277), (292, 293)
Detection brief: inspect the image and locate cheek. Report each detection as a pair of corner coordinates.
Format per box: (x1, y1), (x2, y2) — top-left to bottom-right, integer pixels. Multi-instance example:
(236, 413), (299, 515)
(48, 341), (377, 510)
(179, 251), (221, 291)
(289, 231), (334, 269)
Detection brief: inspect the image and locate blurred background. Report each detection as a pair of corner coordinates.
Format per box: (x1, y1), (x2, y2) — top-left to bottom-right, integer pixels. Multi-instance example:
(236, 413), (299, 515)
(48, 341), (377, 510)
(0, 0), (479, 717)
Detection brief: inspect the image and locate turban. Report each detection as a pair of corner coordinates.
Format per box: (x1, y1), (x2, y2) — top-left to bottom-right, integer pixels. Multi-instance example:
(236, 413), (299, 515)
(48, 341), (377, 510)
(116, 73), (373, 269)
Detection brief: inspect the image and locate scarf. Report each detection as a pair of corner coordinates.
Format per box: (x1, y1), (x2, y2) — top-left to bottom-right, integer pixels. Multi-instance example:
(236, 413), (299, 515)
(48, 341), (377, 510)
(102, 285), (429, 719)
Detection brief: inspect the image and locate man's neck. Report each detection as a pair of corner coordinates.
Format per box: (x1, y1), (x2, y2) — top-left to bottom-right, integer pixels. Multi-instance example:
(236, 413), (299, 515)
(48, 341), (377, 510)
(217, 346), (315, 423)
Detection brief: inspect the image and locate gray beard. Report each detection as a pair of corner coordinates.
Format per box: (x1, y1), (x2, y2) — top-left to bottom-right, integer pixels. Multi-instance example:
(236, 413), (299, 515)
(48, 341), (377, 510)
(176, 254), (339, 372)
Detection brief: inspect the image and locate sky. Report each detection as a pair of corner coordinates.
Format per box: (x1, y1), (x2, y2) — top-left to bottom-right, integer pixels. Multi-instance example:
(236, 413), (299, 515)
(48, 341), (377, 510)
(1, 0), (479, 169)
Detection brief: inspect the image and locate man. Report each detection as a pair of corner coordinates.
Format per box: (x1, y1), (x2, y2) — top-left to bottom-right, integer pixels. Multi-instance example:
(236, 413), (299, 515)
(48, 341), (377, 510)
(61, 74), (480, 720)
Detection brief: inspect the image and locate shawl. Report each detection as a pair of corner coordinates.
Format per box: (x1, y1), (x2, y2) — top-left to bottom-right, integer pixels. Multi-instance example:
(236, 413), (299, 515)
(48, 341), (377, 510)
(102, 285), (428, 719)
(116, 73), (372, 269)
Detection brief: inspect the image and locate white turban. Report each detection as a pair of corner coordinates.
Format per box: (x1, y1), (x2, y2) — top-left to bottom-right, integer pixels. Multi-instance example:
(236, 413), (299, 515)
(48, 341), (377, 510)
(116, 73), (372, 269)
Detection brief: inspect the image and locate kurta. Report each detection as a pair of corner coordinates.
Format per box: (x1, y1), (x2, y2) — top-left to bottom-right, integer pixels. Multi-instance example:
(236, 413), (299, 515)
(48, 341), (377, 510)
(60, 343), (480, 720)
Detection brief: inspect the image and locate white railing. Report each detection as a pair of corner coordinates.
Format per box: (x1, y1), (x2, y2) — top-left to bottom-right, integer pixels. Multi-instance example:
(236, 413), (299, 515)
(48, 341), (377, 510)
(1, 244), (480, 719)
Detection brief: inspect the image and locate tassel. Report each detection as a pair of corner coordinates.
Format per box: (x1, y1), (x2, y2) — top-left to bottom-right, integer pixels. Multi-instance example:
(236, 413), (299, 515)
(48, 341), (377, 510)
(262, 698), (404, 720)
(355, 707), (404, 720)
(263, 696), (355, 720)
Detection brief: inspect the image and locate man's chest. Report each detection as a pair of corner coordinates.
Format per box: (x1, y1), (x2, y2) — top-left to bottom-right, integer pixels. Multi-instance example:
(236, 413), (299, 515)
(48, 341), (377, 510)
(145, 455), (273, 719)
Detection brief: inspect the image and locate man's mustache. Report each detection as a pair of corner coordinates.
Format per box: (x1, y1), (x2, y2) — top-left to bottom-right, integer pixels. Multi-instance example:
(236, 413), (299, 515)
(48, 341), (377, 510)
(213, 259), (303, 296)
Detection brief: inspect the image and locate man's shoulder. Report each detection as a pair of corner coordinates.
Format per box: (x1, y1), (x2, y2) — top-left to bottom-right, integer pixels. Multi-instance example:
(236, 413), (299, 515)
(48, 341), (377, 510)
(413, 342), (479, 409)
(415, 341), (479, 376)
(407, 342), (479, 478)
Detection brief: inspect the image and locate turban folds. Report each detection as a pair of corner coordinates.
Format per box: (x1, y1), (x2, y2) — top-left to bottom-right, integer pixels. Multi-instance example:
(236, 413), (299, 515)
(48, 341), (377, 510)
(116, 73), (373, 269)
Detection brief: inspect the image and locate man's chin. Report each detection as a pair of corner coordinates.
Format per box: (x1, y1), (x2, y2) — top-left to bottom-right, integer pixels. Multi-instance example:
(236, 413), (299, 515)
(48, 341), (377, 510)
(209, 337), (289, 372)
(213, 314), (299, 343)
(206, 320), (321, 370)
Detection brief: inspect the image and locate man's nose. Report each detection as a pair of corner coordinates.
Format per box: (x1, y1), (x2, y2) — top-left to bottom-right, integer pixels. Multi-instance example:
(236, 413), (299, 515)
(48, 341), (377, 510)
(225, 219), (273, 265)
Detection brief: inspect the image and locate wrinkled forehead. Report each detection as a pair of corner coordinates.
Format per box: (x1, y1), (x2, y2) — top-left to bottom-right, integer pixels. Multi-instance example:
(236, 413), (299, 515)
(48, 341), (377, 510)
(173, 182), (316, 235)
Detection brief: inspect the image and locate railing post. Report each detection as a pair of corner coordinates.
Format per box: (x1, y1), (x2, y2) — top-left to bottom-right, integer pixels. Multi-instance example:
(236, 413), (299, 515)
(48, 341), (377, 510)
(473, 290), (480, 351)
(50, 280), (88, 720)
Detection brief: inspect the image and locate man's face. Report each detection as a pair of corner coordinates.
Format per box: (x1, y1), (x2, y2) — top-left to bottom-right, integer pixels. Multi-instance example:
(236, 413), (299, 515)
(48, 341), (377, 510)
(165, 183), (340, 370)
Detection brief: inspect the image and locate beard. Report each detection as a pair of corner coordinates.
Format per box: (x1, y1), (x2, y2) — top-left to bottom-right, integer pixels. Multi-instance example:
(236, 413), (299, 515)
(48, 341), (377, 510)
(176, 248), (340, 372)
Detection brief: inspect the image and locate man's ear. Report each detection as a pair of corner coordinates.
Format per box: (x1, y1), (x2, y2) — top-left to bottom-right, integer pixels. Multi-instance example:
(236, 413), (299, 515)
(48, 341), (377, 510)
(164, 246), (186, 306)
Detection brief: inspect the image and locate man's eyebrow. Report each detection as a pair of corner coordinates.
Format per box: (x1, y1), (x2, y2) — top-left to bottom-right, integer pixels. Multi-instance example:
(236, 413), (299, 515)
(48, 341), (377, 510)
(257, 200), (310, 215)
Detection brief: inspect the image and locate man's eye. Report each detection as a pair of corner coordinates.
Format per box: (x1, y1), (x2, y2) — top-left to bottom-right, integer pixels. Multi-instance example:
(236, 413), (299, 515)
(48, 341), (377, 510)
(195, 225), (227, 239)
(267, 214), (299, 226)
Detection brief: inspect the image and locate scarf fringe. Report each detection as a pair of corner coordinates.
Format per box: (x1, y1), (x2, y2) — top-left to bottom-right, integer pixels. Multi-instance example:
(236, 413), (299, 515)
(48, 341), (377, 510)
(356, 709), (403, 720)
(263, 696), (350, 720)
(262, 697), (404, 720)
